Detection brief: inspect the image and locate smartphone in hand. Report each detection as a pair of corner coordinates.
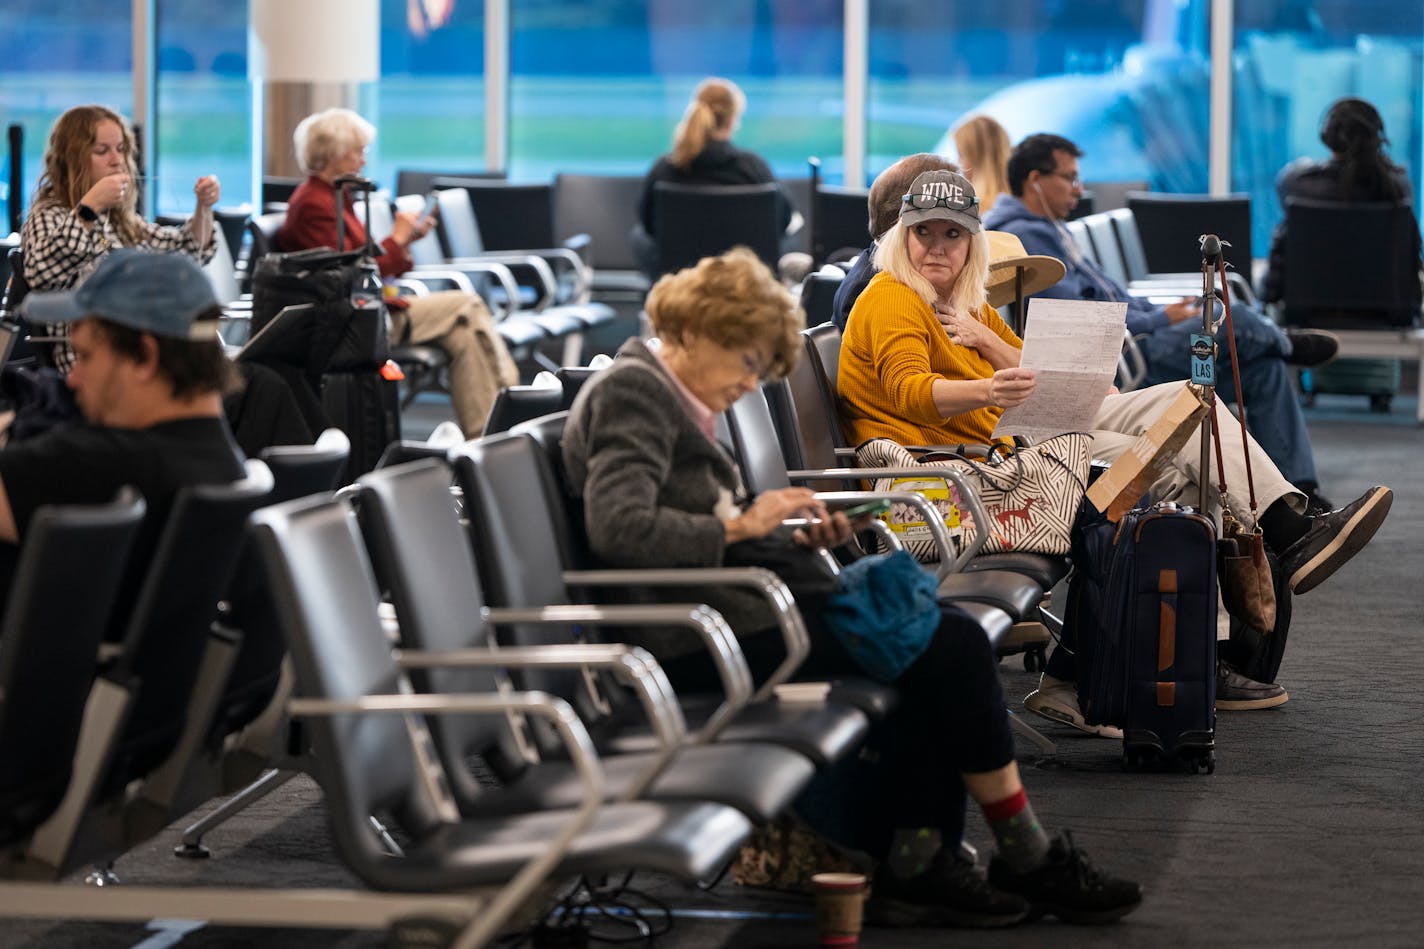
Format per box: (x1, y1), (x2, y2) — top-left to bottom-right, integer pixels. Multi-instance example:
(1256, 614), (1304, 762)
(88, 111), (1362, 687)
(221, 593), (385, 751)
(839, 498), (892, 519)
(415, 190), (439, 226)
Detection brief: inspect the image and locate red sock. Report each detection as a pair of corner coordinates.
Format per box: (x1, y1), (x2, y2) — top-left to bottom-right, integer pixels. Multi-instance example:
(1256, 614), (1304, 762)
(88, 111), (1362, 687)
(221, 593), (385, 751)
(980, 788), (1028, 823)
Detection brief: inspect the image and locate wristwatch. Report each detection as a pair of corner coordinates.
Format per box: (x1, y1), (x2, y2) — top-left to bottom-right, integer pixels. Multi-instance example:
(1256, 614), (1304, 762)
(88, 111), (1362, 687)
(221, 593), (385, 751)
(77, 203), (99, 223)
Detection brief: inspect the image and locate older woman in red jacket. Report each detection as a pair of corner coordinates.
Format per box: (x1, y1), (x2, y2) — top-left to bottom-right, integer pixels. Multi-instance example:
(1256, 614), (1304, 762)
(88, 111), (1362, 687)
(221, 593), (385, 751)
(276, 108), (518, 437)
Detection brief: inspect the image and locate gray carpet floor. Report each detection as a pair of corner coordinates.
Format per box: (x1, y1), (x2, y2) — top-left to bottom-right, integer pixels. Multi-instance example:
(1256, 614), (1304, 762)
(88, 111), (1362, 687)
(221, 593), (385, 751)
(4, 392), (1422, 949)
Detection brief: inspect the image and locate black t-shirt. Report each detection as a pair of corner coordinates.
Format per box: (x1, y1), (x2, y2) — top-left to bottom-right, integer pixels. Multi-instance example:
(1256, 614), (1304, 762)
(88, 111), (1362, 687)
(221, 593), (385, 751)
(0, 416), (246, 634)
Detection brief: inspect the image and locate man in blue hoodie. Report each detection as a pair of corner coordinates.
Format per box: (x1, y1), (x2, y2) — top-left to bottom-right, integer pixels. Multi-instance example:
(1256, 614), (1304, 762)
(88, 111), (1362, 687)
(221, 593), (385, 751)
(982, 134), (1335, 507)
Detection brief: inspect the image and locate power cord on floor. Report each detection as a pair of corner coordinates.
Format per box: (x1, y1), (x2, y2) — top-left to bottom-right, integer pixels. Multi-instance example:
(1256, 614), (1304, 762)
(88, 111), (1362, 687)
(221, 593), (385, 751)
(498, 873), (673, 948)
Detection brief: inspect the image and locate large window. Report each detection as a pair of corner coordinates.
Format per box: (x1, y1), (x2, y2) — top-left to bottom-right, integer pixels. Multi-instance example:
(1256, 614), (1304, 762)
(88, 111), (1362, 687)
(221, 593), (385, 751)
(9, 1), (1421, 261)
(368, 0), (485, 193)
(1233, 1), (1424, 252)
(0, 2), (134, 231)
(867, 0), (1213, 190)
(508, 1), (845, 182)
(155, 0), (250, 215)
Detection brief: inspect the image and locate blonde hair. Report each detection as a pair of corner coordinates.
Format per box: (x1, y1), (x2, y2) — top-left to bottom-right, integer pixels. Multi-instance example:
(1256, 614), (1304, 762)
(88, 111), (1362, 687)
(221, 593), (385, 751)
(32, 105), (146, 245)
(646, 247), (803, 381)
(293, 108), (376, 175)
(670, 78), (746, 171)
(952, 115), (1012, 214)
(874, 219), (990, 314)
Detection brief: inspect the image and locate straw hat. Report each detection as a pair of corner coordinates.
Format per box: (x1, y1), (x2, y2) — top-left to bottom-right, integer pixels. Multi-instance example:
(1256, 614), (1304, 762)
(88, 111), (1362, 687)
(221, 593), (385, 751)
(984, 230), (1066, 308)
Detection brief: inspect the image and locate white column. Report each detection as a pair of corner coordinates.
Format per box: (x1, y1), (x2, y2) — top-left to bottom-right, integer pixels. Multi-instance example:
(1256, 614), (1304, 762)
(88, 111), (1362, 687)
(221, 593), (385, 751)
(1208, 0), (1234, 195)
(485, 0), (510, 173)
(843, 0), (868, 187)
(249, 0), (379, 180)
(131, 0), (156, 218)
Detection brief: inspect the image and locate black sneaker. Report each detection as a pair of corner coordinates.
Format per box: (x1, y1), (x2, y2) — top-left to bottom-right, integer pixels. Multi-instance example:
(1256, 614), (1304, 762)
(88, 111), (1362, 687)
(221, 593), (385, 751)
(987, 831), (1142, 924)
(1217, 662), (1288, 710)
(1284, 328), (1340, 368)
(1279, 485), (1393, 594)
(867, 849), (1029, 928)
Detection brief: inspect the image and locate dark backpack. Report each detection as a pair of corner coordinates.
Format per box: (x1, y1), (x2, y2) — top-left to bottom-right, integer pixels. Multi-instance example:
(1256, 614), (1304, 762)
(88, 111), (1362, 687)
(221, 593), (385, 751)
(248, 248), (389, 376)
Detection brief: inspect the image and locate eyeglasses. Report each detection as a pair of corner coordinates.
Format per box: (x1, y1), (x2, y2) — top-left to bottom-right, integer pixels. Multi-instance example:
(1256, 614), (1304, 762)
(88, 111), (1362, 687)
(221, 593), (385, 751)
(902, 192), (979, 213)
(1043, 170), (1082, 188)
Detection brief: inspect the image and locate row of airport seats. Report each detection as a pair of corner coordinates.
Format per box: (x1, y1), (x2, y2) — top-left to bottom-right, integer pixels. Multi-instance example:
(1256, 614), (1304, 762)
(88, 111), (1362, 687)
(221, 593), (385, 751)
(0, 430), (347, 892)
(1064, 195), (1424, 415)
(0, 425), (766, 942)
(0, 320), (1074, 939)
(393, 164), (874, 293)
(474, 348), (1062, 735)
(1062, 202), (1258, 306)
(0, 407), (886, 941)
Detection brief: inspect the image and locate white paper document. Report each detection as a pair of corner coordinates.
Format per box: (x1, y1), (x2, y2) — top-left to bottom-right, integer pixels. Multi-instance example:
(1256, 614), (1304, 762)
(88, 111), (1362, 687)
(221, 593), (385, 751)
(992, 298), (1129, 440)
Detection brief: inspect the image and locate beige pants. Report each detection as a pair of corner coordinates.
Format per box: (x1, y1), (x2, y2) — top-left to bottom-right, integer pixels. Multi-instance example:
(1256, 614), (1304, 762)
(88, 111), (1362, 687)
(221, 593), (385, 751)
(392, 290), (519, 437)
(1089, 381), (1305, 522)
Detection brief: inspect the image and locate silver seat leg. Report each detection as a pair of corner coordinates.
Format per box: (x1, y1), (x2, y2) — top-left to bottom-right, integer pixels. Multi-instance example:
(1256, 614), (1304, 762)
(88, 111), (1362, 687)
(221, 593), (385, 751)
(1006, 708), (1057, 756)
(173, 768), (300, 858)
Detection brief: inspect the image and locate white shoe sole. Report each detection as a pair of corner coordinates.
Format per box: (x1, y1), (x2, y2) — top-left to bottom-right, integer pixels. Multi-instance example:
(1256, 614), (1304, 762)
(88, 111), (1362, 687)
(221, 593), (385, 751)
(1024, 692), (1123, 739)
(1289, 487), (1392, 594)
(1217, 688), (1289, 711)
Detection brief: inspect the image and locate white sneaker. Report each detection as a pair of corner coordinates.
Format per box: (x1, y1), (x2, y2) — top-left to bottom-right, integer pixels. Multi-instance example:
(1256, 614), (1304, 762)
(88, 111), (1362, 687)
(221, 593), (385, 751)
(1024, 675), (1123, 739)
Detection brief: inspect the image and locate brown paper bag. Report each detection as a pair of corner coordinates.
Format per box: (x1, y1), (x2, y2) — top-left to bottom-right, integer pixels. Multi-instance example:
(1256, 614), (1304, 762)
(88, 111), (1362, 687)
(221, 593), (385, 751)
(1086, 384), (1210, 522)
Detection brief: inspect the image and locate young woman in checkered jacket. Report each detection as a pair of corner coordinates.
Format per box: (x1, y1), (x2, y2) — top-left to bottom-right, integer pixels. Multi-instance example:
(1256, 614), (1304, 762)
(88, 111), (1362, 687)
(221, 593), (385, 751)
(19, 104), (220, 372)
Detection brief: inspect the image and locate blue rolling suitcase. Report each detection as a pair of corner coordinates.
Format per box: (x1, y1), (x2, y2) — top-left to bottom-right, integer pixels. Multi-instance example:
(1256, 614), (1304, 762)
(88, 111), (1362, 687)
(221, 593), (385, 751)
(1078, 502), (1218, 773)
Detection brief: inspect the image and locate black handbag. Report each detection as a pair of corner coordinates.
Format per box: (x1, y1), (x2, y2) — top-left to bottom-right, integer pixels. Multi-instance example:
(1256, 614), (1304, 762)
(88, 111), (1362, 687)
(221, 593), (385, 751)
(248, 248), (389, 374)
(247, 178), (391, 375)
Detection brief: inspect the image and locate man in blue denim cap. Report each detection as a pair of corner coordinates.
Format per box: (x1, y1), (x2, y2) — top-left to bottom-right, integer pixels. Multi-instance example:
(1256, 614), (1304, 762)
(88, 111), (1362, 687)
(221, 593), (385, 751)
(0, 249), (245, 616)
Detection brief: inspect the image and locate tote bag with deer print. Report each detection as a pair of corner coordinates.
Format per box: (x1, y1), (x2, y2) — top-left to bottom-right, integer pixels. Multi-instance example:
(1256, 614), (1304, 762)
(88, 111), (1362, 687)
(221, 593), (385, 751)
(855, 433), (1091, 563)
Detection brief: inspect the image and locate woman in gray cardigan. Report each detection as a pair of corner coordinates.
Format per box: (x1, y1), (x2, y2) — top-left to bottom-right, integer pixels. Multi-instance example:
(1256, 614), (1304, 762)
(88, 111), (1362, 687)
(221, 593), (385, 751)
(562, 248), (1140, 930)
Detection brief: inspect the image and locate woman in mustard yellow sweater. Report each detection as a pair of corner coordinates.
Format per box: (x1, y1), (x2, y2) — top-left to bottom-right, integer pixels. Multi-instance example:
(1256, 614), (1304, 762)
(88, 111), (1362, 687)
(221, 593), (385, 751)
(837, 168), (1391, 728)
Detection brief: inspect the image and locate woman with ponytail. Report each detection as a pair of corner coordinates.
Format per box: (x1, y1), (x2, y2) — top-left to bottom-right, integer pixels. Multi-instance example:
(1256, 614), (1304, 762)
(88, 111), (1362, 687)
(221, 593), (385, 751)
(631, 78), (794, 277)
(1262, 97), (1419, 303)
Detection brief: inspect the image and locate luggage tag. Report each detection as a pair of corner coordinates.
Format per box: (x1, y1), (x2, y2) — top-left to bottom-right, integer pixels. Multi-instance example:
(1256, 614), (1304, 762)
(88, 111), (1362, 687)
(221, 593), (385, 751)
(1190, 333), (1215, 386)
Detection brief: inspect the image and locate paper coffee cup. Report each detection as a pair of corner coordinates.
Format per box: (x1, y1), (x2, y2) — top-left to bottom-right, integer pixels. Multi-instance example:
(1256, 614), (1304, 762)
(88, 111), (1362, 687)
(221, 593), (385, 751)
(812, 872), (867, 946)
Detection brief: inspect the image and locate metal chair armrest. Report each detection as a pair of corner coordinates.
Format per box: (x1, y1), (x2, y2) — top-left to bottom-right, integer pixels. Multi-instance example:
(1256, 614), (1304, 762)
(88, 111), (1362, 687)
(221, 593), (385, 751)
(487, 601), (752, 743)
(411, 262), (524, 319)
(446, 254), (557, 308)
(395, 641), (685, 799)
(790, 470), (991, 572)
(562, 566), (807, 706)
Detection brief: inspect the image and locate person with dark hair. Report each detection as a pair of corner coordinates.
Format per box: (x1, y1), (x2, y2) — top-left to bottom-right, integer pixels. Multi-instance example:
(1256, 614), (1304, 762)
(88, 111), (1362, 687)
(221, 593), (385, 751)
(1261, 97), (1421, 305)
(830, 153), (961, 330)
(984, 133), (1337, 508)
(0, 249), (246, 624)
(630, 78), (797, 278)
(20, 104), (220, 373)
(563, 246), (1143, 930)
